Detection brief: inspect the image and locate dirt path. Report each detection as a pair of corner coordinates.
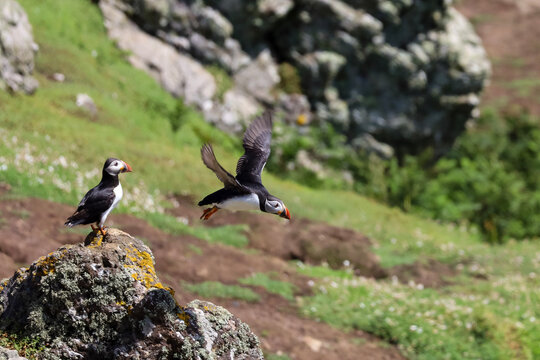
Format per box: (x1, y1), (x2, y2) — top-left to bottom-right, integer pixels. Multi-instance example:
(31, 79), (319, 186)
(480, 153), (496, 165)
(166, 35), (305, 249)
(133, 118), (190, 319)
(0, 194), (404, 360)
(457, 0), (540, 114)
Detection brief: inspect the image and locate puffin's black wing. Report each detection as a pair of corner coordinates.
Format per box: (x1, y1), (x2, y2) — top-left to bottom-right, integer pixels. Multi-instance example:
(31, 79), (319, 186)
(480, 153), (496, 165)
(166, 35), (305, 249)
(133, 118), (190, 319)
(65, 186), (114, 226)
(236, 110), (273, 184)
(201, 144), (246, 190)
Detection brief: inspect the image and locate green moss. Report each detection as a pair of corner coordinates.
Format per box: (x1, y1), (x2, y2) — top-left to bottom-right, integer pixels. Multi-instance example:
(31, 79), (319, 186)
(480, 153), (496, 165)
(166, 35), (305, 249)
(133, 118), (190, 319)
(278, 63), (302, 94)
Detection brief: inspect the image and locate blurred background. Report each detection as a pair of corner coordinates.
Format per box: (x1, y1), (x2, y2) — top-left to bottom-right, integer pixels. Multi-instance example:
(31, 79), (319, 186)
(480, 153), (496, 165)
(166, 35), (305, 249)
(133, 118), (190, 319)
(0, 0), (538, 359)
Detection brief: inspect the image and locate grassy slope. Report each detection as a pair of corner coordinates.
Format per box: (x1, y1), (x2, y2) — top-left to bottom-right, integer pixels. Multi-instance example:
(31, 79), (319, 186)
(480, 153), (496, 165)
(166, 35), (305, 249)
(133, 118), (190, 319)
(0, 0), (537, 359)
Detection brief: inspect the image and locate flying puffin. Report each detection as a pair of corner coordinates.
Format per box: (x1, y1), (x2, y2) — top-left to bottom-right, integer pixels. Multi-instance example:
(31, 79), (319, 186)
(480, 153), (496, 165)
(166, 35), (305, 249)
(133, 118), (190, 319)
(65, 158), (132, 235)
(198, 111), (291, 221)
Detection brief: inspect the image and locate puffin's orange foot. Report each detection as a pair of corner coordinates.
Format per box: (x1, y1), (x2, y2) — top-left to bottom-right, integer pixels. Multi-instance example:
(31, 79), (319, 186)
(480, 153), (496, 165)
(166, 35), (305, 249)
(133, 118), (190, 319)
(200, 206), (219, 220)
(91, 225), (98, 233)
(99, 227), (107, 236)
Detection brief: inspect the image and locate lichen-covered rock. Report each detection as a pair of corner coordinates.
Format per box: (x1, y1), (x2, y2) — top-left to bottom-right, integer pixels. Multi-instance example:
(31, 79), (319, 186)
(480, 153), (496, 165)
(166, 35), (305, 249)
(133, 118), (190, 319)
(0, 229), (263, 360)
(98, 0), (490, 156)
(0, 0), (38, 94)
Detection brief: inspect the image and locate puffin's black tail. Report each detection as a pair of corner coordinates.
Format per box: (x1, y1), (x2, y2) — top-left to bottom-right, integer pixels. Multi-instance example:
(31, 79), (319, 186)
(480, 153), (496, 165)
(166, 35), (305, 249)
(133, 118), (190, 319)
(65, 212), (86, 227)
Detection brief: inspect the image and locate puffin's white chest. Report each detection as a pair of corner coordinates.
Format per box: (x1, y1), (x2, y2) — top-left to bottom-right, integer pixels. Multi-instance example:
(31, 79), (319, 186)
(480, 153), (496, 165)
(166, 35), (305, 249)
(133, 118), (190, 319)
(111, 183), (123, 209)
(99, 183), (123, 227)
(217, 193), (260, 211)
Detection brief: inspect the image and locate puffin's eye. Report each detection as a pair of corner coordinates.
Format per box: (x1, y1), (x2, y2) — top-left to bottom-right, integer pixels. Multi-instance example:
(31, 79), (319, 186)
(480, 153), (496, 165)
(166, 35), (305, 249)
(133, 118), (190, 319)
(113, 162), (118, 166)
(273, 203), (279, 208)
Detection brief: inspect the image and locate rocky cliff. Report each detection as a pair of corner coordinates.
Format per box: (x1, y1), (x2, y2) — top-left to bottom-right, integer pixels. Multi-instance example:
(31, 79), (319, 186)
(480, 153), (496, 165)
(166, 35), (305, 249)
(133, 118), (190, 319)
(0, 229), (263, 360)
(98, 0), (490, 157)
(0, 0), (38, 94)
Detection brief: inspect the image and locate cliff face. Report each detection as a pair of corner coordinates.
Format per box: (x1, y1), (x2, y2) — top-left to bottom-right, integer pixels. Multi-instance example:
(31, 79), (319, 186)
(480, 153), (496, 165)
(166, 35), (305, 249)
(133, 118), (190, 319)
(0, 229), (263, 360)
(98, 0), (490, 157)
(0, 0), (38, 94)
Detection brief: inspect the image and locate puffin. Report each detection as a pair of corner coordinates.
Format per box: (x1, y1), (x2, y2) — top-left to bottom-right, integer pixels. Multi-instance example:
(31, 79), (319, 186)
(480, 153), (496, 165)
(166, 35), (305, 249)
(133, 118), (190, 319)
(65, 158), (132, 235)
(198, 110), (291, 221)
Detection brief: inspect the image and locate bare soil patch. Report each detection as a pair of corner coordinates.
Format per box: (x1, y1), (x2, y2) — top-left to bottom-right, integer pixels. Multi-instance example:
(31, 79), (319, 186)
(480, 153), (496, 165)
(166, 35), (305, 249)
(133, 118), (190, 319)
(0, 194), (404, 360)
(389, 259), (457, 288)
(169, 195), (387, 279)
(457, 0), (540, 114)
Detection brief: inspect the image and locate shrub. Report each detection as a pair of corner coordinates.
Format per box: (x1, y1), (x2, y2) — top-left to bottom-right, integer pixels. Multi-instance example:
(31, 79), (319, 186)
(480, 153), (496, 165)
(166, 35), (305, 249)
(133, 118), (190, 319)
(270, 108), (540, 243)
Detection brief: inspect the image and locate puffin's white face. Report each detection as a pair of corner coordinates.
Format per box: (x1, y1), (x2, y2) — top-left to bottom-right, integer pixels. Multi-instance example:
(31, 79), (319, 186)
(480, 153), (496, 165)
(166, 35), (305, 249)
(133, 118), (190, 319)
(264, 198), (291, 219)
(105, 159), (132, 176)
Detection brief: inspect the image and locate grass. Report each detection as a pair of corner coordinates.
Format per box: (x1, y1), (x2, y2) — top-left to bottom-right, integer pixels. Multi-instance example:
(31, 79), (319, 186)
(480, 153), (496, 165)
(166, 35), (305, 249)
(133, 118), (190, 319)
(298, 250), (540, 360)
(265, 354), (292, 360)
(503, 77), (540, 98)
(183, 281), (260, 303)
(239, 273), (297, 301)
(0, 0), (538, 359)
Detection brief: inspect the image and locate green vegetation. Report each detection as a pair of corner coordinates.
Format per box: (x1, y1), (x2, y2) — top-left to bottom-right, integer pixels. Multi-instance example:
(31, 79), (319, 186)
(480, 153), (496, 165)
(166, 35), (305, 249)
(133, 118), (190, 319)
(266, 353), (292, 360)
(183, 281), (260, 302)
(270, 107), (540, 243)
(378, 109), (540, 243)
(277, 62), (302, 94)
(239, 273), (297, 301)
(206, 65), (234, 101)
(1, 0), (483, 265)
(298, 246), (540, 360)
(504, 78), (540, 97)
(0, 332), (45, 359)
(187, 244), (203, 256)
(0, 1), (538, 359)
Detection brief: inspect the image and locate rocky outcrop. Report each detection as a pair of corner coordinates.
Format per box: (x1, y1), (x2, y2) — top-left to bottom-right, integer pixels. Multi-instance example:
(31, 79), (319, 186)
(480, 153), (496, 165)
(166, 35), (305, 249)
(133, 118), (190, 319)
(0, 0), (38, 94)
(98, 0), (490, 156)
(0, 229), (263, 360)
(0, 347), (27, 360)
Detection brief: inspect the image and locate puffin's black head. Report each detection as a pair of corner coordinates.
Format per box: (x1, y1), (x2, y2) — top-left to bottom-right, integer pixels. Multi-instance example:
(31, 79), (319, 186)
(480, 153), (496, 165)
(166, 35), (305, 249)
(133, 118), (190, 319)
(264, 195), (291, 220)
(103, 157), (133, 176)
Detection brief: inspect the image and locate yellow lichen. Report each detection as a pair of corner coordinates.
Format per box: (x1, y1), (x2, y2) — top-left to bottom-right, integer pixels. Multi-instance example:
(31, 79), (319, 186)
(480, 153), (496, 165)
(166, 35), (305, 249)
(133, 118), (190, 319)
(296, 113), (308, 126)
(87, 234), (103, 248)
(33, 250), (65, 276)
(177, 308), (191, 326)
(203, 304), (216, 312)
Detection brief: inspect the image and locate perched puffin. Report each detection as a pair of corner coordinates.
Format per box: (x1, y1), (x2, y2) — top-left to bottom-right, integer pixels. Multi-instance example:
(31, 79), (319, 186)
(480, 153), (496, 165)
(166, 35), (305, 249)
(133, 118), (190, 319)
(198, 111), (291, 221)
(65, 158), (132, 235)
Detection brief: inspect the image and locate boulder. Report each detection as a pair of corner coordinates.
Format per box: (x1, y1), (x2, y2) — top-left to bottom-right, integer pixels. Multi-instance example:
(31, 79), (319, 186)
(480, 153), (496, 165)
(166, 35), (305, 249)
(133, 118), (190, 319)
(234, 49), (280, 103)
(0, 229), (264, 359)
(100, 0), (216, 107)
(0, 347), (27, 360)
(0, 0), (38, 94)
(98, 0), (491, 157)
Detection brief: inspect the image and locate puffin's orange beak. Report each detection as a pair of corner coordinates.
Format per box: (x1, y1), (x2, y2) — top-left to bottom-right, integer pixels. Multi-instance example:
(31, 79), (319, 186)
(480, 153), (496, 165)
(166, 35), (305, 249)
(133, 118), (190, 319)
(122, 162), (133, 173)
(279, 207), (291, 220)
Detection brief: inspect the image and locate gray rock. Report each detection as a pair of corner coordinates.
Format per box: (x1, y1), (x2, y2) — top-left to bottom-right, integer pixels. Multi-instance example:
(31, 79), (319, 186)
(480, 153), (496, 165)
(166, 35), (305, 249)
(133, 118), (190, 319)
(100, 0), (216, 107)
(76, 93), (98, 117)
(203, 87), (261, 133)
(0, 229), (264, 359)
(0, 0), (38, 94)
(234, 49), (280, 103)
(99, 0), (491, 157)
(193, 5), (233, 45)
(189, 33), (250, 73)
(0, 347), (27, 360)
(277, 93), (312, 126)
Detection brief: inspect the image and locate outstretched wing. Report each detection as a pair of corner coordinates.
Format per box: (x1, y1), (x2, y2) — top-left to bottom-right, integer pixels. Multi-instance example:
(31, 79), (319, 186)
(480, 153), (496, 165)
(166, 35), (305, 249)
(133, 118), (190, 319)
(201, 143), (244, 189)
(236, 110), (273, 184)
